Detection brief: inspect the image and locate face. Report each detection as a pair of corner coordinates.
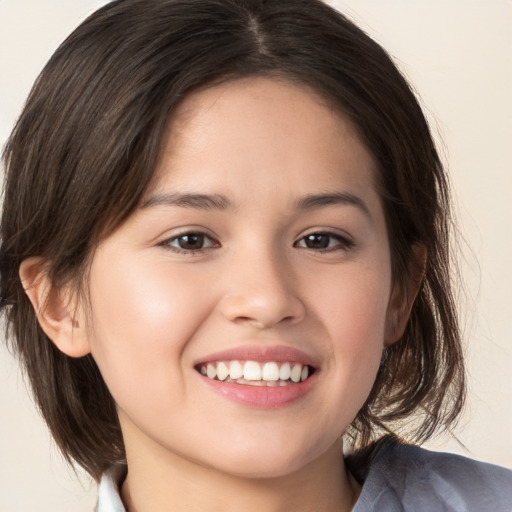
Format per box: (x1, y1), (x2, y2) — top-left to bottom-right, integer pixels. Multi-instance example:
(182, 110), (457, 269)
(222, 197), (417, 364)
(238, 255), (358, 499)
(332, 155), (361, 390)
(82, 77), (402, 477)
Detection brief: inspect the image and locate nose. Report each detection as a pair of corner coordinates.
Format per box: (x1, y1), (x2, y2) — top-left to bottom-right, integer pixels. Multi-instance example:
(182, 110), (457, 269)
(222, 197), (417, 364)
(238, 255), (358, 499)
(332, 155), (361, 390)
(219, 247), (306, 329)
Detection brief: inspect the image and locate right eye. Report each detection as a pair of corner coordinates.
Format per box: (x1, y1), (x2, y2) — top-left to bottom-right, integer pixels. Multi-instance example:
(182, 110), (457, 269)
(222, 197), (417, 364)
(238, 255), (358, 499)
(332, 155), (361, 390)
(161, 232), (218, 254)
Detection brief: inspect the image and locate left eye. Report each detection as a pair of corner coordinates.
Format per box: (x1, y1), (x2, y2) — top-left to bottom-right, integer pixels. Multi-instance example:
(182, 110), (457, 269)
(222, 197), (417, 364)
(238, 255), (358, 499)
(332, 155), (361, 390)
(295, 232), (351, 250)
(165, 232), (217, 252)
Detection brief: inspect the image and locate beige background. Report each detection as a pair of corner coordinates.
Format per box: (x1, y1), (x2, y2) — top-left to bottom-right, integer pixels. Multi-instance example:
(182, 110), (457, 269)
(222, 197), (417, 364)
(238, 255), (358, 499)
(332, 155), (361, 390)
(1, 0), (511, 510)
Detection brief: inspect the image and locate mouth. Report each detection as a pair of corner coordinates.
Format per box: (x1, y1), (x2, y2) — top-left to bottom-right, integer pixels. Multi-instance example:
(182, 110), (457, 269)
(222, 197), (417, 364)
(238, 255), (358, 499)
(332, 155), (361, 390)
(195, 360), (313, 387)
(194, 345), (318, 408)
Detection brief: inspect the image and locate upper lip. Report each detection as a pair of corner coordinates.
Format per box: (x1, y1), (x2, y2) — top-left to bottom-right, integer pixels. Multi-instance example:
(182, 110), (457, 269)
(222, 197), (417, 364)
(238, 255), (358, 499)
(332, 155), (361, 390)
(194, 345), (319, 369)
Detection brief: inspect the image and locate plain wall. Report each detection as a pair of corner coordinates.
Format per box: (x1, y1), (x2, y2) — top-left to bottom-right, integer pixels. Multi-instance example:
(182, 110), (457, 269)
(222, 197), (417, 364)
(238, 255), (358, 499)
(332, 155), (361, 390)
(1, 1), (511, 510)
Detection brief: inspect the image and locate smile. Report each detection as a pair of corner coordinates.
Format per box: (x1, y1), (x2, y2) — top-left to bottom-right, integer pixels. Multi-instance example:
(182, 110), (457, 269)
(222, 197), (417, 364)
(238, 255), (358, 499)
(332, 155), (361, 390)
(197, 361), (311, 386)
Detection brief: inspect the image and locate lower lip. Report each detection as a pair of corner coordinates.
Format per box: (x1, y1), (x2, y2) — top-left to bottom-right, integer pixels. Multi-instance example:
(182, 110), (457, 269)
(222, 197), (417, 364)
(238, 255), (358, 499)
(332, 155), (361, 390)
(199, 374), (317, 408)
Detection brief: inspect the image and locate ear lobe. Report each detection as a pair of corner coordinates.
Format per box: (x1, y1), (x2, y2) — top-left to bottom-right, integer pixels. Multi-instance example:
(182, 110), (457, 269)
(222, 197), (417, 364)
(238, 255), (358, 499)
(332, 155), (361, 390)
(384, 244), (427, 346)
(19, 257), (91, 358)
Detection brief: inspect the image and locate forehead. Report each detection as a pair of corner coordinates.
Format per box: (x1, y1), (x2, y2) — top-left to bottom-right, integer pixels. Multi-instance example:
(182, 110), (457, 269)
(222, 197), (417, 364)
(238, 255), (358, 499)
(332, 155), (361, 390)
(146, 77), (379, 209)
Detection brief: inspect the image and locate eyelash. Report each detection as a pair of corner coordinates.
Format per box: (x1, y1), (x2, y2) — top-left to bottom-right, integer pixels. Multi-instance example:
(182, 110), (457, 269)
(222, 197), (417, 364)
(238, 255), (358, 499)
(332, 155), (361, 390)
(159, 231), (220, 255)
(160, 230), (354, 255)
(293, 231), (354, 252)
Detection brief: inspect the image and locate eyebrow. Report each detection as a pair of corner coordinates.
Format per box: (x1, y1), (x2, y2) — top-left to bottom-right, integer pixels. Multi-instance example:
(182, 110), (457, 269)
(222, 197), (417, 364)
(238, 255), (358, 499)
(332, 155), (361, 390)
(141, 192), (232, 210)
(141, 190), (371, 219)
(295, 192), (372, 219)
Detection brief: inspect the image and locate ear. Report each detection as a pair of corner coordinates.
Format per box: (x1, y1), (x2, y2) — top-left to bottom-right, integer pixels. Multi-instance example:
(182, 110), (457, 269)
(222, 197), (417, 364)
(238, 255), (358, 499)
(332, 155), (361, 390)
(19, 257), (91, 358)
(384, 244), (427, 346)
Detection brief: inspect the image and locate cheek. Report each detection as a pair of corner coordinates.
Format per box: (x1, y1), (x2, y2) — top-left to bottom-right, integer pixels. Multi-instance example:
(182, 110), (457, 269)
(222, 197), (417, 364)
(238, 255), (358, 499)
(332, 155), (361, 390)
(84, 255), (214, 402)
(314, 264), (391, 346)
(89, 255), (208, 343)
(309, 263), (391, 401)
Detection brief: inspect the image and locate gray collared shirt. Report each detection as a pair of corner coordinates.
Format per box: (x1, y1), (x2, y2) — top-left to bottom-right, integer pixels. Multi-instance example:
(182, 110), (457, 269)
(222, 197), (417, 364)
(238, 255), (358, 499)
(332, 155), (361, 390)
(96, 444), (512, 511)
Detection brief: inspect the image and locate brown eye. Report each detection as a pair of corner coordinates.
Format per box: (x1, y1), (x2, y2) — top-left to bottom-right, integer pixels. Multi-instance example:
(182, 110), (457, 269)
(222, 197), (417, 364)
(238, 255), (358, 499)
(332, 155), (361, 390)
(303, 233), (331, 249)
(165, 232), (217, 253)
(295, 232), (353, 251)
(176, 233), (205, 250)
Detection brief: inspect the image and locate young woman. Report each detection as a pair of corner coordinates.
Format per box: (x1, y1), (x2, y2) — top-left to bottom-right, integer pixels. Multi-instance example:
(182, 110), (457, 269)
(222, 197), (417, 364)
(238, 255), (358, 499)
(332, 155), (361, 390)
(1, 1), (511, 510)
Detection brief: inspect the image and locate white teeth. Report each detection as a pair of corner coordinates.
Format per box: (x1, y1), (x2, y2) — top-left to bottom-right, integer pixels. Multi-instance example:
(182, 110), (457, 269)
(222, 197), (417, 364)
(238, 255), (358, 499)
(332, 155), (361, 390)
(245, 379), (266, 386)
(262, 362), (280, 381)
(216, 361), (229, 381)
(279, 362), (291, 381)
(198, 360), (312, 385)
(290, 363), (302, 383)
(229, 360), (243, 380)
(243, 361), (262, 381)
(206, 363), (216, 379)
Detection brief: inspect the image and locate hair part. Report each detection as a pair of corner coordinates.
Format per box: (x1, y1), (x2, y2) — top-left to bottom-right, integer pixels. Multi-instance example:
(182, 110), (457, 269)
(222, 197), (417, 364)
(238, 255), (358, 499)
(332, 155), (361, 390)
(1, 0), (464, 480)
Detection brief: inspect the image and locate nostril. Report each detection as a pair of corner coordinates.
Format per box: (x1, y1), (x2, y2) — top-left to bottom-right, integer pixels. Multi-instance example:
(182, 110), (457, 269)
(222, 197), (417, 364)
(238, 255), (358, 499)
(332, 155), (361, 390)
(220, 291), (306, 329)
(232, 316), (259, 326)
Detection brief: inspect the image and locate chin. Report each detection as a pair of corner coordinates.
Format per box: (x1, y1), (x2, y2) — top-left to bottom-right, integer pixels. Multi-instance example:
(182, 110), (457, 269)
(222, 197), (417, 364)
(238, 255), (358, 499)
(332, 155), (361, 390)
(212, 455), (309, 480)
(196, 436), (331, 480)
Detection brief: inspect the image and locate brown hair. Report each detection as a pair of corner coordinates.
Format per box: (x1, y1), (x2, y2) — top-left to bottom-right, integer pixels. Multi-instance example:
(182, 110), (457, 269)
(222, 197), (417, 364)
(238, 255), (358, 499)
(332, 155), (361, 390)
(0, 0), (464, 481)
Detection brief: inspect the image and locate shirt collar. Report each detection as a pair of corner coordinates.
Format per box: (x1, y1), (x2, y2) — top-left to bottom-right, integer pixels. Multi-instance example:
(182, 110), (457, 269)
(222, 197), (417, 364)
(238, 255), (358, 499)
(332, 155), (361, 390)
(95, 464), (127, 512)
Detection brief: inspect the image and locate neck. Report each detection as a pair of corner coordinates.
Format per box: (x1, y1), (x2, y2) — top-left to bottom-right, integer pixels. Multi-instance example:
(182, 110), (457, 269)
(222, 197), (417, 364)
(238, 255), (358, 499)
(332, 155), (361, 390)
(120, 438), (359, 512)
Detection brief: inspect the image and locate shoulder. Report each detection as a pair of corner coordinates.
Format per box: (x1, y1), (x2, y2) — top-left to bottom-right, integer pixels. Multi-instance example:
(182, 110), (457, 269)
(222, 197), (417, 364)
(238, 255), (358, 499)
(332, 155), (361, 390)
(353, 443), (512, 512)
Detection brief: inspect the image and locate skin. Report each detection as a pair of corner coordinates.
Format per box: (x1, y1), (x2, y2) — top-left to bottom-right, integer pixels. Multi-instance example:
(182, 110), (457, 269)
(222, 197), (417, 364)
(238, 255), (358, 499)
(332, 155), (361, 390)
(21, 77), (415, 511)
